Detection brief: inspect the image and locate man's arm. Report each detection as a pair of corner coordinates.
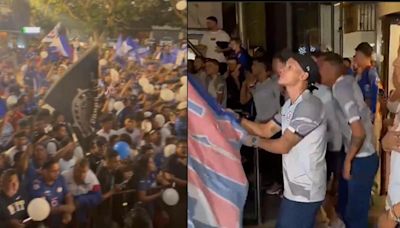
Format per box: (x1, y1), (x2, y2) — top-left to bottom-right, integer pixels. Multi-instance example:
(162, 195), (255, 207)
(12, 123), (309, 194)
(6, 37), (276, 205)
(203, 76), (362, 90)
(241, 116), (281, 138)
(346, 120), (366, 162)
(254, 130), (301, 154)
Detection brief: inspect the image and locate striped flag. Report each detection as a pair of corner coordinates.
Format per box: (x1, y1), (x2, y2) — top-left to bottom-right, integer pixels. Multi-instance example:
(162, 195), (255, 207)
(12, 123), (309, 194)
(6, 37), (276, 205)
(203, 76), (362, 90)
(41, 22), (61, 43)
(188, 75), (249, 228)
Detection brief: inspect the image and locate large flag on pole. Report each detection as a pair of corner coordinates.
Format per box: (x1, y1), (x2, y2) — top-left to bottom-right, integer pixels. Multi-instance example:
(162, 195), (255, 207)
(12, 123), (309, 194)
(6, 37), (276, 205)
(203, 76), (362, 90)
(41, 22), (61, 43)
(42, 22), (73, 58)
(43, 45), (99, 151)
(188, 75), (249, 228)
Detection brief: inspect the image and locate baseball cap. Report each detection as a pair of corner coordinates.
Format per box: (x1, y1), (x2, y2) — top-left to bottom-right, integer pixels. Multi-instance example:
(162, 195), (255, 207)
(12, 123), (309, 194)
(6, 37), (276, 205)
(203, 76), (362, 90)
(282, 51), (320, 85)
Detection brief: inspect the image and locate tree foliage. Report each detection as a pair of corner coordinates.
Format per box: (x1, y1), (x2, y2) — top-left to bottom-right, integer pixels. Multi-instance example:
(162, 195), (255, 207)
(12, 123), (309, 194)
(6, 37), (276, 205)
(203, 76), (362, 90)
(30, 0), (185, 38)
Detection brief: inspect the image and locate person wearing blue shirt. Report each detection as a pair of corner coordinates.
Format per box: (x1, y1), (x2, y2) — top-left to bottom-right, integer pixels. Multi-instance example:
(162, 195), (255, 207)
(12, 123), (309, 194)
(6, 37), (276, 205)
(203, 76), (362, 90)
(354, 42), (379, 119)
(160, 45), (178, 65)
(28, 158), (75, 227)
(229, 38), (252, 73)
(133, 153), (163, 218)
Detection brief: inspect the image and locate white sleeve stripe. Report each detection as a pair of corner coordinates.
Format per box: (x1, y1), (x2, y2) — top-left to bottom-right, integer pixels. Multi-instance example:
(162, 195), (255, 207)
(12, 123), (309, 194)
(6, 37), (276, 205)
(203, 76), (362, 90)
(287, 126), (296, 133)
(348, 116), (361, 124)
(344, 100), (356, 114)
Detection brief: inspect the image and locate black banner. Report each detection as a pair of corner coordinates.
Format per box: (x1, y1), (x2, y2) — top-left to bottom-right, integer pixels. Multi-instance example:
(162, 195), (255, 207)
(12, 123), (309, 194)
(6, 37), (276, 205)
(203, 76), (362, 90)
(44, 45), (100, 151)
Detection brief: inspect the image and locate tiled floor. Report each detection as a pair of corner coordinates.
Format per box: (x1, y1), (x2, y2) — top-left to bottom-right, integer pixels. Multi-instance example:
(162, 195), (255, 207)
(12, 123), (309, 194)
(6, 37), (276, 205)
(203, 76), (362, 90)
(244, 194), (386, 228)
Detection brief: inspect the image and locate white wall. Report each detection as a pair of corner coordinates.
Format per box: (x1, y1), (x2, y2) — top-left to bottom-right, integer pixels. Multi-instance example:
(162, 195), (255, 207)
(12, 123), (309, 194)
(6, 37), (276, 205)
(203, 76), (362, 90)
(343, 31), (375, 59)
(333, 5), (341, 54)
(388, 24), (400, 93)
(320, 4), (332, 51)
(188, 2), (223, 29)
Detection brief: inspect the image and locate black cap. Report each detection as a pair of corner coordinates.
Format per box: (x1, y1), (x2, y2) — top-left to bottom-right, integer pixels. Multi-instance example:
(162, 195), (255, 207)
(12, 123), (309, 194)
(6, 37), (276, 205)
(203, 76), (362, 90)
(282, 51), (320, 85)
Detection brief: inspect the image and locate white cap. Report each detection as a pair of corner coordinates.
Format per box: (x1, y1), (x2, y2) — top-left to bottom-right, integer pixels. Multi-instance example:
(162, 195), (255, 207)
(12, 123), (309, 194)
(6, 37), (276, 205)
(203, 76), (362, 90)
(177, 101), (187, 110)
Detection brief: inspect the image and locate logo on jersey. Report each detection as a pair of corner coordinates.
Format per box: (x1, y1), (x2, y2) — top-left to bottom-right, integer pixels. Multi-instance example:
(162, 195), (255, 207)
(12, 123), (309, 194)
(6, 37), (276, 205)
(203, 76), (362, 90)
(7, 200), (25, 215)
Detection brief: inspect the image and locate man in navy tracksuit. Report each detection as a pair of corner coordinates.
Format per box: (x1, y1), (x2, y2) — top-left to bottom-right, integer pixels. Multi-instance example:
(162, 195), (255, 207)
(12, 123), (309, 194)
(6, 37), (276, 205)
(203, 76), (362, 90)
(354, 42), (379, 121)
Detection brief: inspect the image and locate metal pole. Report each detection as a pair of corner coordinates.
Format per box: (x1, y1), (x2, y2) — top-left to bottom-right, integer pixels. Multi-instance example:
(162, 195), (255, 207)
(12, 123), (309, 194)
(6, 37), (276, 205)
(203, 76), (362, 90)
(254, 147), (262, 225)
(286, 2), (293, 50)
(340, 2), (344, 56)
(237, 2), (247, 49)
(331, 3), (335, 51)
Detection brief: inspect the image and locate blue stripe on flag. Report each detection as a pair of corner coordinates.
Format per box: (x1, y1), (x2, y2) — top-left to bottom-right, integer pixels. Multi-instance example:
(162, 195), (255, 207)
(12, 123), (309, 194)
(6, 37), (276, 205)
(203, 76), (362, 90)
(188, 156), (247, 209)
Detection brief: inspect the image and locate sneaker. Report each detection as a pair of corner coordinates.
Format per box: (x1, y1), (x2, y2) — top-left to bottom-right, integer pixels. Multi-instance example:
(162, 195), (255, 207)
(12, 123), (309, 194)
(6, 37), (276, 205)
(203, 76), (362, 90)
(265, 182), (282, 195)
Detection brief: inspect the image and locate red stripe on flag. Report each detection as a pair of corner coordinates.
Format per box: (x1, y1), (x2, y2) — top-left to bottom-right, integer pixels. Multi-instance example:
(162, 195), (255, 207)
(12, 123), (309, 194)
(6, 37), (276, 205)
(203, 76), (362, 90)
(189, 111), (241, 160)
(189, 168), (240, 228)
(189, 138), (247, 185)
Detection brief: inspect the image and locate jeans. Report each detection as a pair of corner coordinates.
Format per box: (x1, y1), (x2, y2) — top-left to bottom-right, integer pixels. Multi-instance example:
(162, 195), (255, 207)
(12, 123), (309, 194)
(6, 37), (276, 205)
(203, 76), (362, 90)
(338, 152), (379, 228)
(276, 197), (322, 228)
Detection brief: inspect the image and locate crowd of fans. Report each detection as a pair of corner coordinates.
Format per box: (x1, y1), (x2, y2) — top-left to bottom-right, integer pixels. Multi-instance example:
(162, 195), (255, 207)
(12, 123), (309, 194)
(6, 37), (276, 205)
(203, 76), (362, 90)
(0, 36), (187, 228)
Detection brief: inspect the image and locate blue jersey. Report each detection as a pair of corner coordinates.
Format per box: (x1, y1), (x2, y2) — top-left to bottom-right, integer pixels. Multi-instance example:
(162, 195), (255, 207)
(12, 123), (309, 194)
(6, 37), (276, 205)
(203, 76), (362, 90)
(357, 67), (379, 116)
(28, 176), (69, 227)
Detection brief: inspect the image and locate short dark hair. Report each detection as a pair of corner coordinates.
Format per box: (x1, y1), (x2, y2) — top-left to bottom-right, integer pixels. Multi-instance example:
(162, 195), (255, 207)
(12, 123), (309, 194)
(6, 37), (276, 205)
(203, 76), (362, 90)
(95, 136), (108, 147)
(253, 57), (272, 72)
(106, 150), (119, 161)
(42, 158), (59, 170)
(0, 168), (18, 188)
(53, 123), (66, 132)
(100, 113), (114, 123)
(14, 131), (27, 139)
(75, 158), (89, 169)
(206, 16), (218, 24)
(230, 38), (241, 44)
(205, 58), (220, 66)
(343, 58), (351, 64)
(226, 56), (238, 63)
(355, 42), (373, 57)
(320, 52), (345, 73)
(311, 50), (323, 59)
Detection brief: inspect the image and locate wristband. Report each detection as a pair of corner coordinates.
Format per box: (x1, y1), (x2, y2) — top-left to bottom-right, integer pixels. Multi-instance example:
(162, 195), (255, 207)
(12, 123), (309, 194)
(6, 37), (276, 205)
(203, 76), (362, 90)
(251, 136), (260, 148)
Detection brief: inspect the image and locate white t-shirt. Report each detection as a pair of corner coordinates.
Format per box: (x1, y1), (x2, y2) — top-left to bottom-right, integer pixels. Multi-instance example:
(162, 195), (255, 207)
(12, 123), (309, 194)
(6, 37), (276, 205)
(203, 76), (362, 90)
(96, 129), (118, 141)
(273, 90), (327, 203)
(251, 77), (281, 122)
(62, 169), (100, 196)
(117, 128), (142, 146)
(386, 100), (400, 209)
(200, 30), (230, 63)
(332, 75), (375, 157)
(314, 84), (342, 152)
(59, 156), (77, 173)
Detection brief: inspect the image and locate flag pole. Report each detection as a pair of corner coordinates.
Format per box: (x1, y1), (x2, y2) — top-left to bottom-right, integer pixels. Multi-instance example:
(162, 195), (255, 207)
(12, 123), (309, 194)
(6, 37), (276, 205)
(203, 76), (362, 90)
(254, 147), (262, 225)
